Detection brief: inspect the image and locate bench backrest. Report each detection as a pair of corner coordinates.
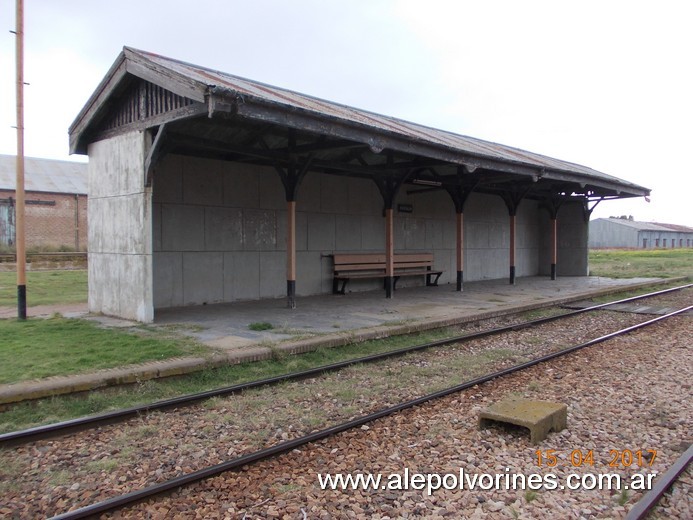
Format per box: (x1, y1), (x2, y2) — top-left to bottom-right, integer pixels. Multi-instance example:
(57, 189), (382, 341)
(333, 253), (386, 272)
(333, 253), (434, 272)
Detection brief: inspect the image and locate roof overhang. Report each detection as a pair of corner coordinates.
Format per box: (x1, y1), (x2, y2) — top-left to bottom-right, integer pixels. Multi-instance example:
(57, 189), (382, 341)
(69, 47), (650, 203)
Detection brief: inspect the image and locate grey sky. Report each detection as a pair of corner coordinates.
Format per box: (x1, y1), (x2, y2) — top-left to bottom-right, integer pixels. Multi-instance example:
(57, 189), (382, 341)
(1, 0), (690, 224)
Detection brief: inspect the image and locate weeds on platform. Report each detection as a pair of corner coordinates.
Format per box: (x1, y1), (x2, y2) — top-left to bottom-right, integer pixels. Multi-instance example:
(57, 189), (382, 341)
(248, 321), (273, 331)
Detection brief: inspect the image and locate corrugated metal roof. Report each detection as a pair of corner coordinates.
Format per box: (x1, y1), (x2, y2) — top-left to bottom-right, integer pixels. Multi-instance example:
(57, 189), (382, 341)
(651, 222), (693, 233)
(0, 155), (87, 194)
(127, 48), (646, 192)
(595, 218), (693, 233)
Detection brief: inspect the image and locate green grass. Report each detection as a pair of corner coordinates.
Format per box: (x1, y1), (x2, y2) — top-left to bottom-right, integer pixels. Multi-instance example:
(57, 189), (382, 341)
(0, 317), (206, 384)
(589, 248), (693, 279)
(0, 324), (476, 433)
(0, 269), (87, 307)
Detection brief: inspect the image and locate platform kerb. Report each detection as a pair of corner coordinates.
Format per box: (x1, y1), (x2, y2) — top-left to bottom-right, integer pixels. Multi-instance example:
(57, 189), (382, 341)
(479, 399), (567, 444)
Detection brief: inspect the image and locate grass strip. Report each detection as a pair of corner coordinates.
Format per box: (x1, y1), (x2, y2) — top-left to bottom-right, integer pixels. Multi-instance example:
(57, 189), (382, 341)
(0, 318), (529, 434)
(0, 270), (87, 307)
(588, 248), (692, 279)
(0, 317), (206, 384)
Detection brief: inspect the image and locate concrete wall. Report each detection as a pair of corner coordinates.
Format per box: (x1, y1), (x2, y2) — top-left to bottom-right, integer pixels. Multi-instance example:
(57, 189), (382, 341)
(152, 154), (564, 310)
(557, 203), (589, 275)
(463, 194), (541, 280)
(88, 131), (153, 322)
(538, 202), (589, 276)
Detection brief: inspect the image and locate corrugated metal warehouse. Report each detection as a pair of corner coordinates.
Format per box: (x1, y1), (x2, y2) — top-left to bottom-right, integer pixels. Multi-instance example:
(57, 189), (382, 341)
(590, 217), (693, 249)
(0, 155), (88, 250)
(69, 48), (650, 322)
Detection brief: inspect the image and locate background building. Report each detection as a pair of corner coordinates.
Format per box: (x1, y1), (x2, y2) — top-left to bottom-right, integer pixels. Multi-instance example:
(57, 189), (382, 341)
(0, 155), (88, 251)
(589, 217), (693, 249)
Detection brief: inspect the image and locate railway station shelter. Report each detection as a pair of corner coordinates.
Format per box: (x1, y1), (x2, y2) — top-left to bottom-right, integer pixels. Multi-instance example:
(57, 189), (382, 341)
(69, 48), (650, 322)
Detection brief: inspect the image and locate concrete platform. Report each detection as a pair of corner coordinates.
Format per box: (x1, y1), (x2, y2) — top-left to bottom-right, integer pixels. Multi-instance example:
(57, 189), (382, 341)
(152, 276), (662, 347)
(479, 399), (568, 444)
(0, 276), (669, 405)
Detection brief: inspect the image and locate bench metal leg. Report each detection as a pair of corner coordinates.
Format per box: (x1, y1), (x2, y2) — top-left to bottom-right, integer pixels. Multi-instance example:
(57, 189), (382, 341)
(426, 272), (442, 286)
(333, 278), (349, 295)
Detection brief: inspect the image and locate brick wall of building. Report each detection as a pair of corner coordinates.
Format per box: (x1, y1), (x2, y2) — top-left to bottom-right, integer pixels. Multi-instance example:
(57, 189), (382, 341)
(0, 189), (88, 250)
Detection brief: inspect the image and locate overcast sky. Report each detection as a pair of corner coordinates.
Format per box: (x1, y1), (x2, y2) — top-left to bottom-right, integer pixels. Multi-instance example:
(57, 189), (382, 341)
(0, 0), (691, 225)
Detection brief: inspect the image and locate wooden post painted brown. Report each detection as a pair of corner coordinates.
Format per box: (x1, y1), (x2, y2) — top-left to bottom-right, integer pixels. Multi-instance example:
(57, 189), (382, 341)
(15, 0), (26, 319)
(456, 212), (464, 291)
(286, 200), (296, 308)
(509, 214), (516, 284)
(385, 208), (394, 298)
(551, 217), (557, 280)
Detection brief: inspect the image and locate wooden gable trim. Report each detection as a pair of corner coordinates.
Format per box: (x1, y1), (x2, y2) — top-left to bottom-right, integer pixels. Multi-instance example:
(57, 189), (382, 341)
(69, 48), (208, 155)
(91, 78), (198, 135)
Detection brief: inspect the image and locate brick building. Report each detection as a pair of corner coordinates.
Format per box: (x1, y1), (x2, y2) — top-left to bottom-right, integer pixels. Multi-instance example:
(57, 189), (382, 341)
(0, 155), (88, 251)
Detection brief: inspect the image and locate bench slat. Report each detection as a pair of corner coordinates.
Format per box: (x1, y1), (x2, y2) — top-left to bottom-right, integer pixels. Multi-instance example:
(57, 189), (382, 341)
(333, 254), (386, 265)
(335, 263), (386, 271)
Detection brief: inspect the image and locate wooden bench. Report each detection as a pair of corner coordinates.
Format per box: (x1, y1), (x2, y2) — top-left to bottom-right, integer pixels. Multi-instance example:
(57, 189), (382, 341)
(332, 253), (443, 294)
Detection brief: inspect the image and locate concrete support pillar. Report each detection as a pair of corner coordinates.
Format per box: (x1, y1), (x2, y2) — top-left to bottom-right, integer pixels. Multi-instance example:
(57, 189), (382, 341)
(509, 214), (516, 285)
(456, 211), (464, 291)
(551, 217), (557, 280)
(275, 154), (312, 310)
(88, 131), (154, 322)
(385, 207), (394, 298)
(502, 187), (530, 285)
(444, 171), (477, 293)
(286, 200), (296, 309)
(373, 170), (405, 299)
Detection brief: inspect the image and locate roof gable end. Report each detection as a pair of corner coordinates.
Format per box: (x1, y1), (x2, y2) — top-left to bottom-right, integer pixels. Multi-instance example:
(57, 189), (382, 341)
(69, 47), (208, 154)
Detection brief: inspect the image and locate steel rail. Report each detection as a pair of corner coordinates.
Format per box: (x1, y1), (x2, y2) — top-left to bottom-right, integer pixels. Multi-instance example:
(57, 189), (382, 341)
(624, 444), (693, 520)
(2, 282), (691, 447)
(49, 304), (693, 520)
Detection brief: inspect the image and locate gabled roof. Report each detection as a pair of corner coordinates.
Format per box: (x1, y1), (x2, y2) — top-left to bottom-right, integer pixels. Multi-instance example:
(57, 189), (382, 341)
(0, 154), (87, 195)
(653, 222), (693, 233)
(70, 47), (649, 200)
(593, 218), (693, 233)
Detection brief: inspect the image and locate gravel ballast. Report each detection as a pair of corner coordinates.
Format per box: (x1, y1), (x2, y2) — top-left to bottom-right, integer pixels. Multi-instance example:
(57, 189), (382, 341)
(0, 289), (689, 519)
(128, 315), (691, 519)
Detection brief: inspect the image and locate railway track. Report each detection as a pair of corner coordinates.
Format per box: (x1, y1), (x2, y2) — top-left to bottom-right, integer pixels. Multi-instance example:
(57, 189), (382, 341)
(624, 444), (692, 520)
(22, 289), (687, 518)
(0, 251), (87, 263)
(2, 283), (690, 449)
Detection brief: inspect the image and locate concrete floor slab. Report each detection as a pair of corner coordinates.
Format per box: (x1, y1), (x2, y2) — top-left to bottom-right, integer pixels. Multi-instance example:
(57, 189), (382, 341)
(152, 276), (661, 350)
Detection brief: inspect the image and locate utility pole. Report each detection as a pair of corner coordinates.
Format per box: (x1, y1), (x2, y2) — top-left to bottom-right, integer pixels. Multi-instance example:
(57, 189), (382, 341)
(15, 0), (27, 320)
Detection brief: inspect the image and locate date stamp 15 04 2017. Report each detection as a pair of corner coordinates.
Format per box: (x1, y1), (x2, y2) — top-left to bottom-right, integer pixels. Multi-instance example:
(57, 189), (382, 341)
(535, 449), (657, 468)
